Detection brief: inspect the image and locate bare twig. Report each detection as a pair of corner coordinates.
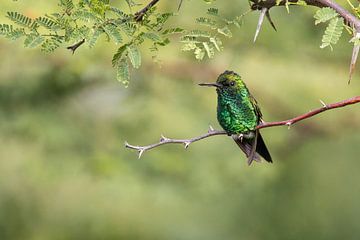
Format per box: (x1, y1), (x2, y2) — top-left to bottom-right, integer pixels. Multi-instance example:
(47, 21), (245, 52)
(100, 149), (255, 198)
(125, 96), (360, 157)
(67, 39), (85, 54)
(125, 126), (227, 158)
(134, 0), (160, 22)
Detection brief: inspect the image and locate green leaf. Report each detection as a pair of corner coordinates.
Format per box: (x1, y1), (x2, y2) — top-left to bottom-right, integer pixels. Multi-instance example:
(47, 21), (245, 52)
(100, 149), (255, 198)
(116, 58), (130, 86)
(112, 44), (128, 67)
(110, 7), (131, 19)
(7, 12), (33, 28)
(207, 8), (218, 16)
(209, 37), (222, 51)
(194, 47), (205, 60)
(217, 26), (232, 37)
(35, 16), (60, 30)
(41, 36), (63, 52)
(202, 42), (214, 58)
(181, 42), (197, 51)
(183, 30), (211, 38)
(103, 24), (122, 44)
(0, 24), (14, 35)
(24, 34), (44, 48)
(314, 7), (338, 25)
(6, 28), (25, 40)
(320, 17), (344, 50)
(88, 27), (104, 48)
(72, 10), (101, 22)
(60, 0), (74, 12)
(118, 22), (136, 36)
(126, 45), (141, 69)
(143, 32), (162, 42)
(196, 17), (217, 28)
(162, 27), (184, 35)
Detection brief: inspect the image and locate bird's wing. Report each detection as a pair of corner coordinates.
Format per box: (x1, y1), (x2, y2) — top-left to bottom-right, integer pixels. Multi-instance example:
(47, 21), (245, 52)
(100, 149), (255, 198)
(249, 93), (263, 122)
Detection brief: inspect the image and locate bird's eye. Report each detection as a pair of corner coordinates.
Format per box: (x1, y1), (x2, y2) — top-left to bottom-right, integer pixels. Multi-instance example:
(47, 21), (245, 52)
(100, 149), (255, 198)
(230, 81), (235, 86)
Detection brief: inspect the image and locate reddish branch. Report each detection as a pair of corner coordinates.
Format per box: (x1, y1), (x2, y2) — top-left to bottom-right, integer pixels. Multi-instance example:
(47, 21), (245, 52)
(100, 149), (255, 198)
(250, 0), (360, 31)
(125, 96), (360, 158)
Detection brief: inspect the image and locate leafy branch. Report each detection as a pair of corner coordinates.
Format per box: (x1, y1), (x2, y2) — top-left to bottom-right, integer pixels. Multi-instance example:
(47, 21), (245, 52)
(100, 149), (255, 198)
(125, 95), (360, 158)
(250, 0), (360, 81)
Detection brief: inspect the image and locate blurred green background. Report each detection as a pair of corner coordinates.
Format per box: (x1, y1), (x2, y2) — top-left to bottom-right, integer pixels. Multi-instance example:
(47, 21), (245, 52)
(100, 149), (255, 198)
(1, 1), (360, 239)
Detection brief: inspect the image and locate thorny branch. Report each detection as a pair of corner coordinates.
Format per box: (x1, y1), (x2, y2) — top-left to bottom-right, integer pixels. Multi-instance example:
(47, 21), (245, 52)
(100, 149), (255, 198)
(125, 96), (360, 158)
(250, 0), (360, 80)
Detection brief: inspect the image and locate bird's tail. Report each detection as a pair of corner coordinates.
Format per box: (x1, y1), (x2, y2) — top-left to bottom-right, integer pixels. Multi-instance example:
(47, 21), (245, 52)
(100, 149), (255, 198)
(232, 130), (272, 165)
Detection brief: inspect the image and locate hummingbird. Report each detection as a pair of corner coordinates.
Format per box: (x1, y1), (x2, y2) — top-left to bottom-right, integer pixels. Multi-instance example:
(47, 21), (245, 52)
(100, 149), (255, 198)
(199, 70), (272, 165)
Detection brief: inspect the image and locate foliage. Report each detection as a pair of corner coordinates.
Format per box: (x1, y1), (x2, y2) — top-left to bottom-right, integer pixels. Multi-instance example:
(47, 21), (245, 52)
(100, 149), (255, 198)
(314, 7), (344, 50)
(180, 7), (245, 60)
(1, 0), (360, 84)
(0, 0), (178, 86)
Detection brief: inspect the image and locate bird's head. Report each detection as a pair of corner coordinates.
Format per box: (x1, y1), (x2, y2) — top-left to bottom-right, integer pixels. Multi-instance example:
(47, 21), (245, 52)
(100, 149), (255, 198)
(199, 70), (245, 93)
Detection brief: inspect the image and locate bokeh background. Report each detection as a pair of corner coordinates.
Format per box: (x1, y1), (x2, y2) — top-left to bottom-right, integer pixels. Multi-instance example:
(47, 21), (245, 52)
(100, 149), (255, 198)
(1, 1), (360, 239)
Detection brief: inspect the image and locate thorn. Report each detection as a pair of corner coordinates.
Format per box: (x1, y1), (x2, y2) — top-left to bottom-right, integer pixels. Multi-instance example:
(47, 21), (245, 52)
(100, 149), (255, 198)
(184, 142), (191, 149)
(160, 134), (168, 142)
(319, 99), (327, 108)
(208, 125), (214, 132)
(138, 149), (145, 159)
(265, 9), (277, 32)
(349, 33), (360, 84)
(254, 8), (267, 42)
(286, 122), (292, 130)
(177, 0), (183, 11)
(239, 133), (244, 142)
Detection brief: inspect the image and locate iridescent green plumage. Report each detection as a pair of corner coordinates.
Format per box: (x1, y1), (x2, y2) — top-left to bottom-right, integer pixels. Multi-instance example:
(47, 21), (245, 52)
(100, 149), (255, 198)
(200, 70), (272, 165)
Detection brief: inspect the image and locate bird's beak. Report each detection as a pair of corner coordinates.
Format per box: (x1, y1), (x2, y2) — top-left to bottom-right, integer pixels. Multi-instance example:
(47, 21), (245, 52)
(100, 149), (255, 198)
(198, 82), (222, 88)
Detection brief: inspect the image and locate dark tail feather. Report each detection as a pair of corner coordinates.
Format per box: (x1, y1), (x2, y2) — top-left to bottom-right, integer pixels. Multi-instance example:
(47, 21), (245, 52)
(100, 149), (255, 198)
(232, 131), (272, 165)
(256, 131), (272, 163)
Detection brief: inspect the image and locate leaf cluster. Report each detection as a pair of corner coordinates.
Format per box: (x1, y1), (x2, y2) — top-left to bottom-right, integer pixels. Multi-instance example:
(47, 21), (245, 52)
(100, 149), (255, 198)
(180, 7), (245, 60)
(314, 7), (344, 50)
(0, 0), (179, 86)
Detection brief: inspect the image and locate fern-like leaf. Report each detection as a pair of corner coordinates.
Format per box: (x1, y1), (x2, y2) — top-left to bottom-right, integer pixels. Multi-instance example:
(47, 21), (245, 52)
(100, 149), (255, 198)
(314, 7), (338, 25)
(24, 34), (45, 48)
(103, 24), (122, 44)
(72, 10), (101, 22)
(126, 44), (141, 69)
(320, 17), (344, 50)
(0, 24), (14, 35)
(88, 27), (104, 48)
(41, 36), (63, 52)
(7, 12), (33, 28)
(112, 44), (129, 67)
(202, 41), (215, 58)
(217, 26), (232, 38)
(207, 8), (218, 16)
(6, 28), (25, 40)
(116, 58), (130, 86)
(196, 17), (217, 29)
(35, 16), (60, 30)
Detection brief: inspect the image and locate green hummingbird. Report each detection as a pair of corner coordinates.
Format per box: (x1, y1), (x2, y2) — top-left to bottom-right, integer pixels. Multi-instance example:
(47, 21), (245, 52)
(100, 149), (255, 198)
(199, 70), (272, 165)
